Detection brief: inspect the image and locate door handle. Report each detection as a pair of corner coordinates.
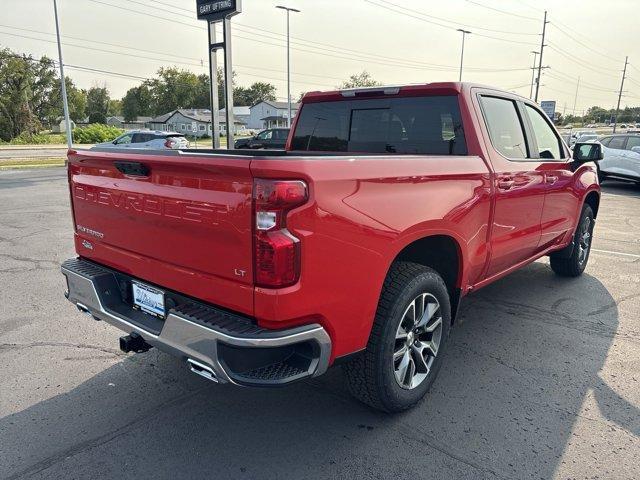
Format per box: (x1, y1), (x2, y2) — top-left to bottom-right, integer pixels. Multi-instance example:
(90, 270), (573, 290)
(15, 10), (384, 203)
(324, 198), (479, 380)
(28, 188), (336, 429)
(497, 180), (515, 190)
(546, 175), (559, 184)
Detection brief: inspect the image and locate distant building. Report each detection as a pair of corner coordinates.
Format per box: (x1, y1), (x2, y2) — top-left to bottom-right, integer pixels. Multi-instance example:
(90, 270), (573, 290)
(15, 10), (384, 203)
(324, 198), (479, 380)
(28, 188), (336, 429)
(51, 117), (76, 133)
(106, 116), (152, 130)
(147, 108), (248, 137)
(247, 101), (299, 130)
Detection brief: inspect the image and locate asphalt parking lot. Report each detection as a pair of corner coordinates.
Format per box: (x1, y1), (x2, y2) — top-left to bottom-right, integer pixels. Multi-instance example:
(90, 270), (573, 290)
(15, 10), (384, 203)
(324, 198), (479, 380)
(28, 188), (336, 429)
(0, 168), (638, 480)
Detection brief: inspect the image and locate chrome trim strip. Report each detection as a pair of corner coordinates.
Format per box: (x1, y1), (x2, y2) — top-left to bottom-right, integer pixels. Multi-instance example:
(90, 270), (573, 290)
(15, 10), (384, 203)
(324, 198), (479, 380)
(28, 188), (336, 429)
(61, 262), (332, 385)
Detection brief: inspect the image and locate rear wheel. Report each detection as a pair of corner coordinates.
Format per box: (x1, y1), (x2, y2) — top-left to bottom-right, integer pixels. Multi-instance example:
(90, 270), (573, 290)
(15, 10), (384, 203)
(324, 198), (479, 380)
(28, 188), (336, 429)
(550, 204), (594, 277)
(343, 262), (451, 412)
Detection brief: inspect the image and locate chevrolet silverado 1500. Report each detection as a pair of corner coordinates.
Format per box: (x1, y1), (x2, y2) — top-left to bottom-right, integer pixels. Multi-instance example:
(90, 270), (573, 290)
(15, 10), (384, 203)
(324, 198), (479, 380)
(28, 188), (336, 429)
(62, 83), (602, 412)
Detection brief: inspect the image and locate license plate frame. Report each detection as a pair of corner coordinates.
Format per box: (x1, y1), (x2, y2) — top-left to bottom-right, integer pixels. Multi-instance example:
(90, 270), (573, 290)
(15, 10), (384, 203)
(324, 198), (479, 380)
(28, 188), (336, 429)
(131, 281), (166, 318)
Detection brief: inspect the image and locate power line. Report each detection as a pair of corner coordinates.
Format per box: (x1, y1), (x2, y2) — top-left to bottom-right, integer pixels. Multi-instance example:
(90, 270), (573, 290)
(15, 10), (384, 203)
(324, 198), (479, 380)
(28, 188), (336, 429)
(548, 23), (623, 65)
(372, 0), (539, 35)
(0, 24), (347, 82)
(546, 44), (621, 78)
(364, 0), (539, 46)
(463, 0), (539, 21)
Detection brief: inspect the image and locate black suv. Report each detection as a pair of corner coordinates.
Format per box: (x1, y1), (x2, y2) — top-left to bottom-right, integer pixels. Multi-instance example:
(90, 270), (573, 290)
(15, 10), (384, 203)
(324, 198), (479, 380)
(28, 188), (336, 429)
(234, 128), (290, 149)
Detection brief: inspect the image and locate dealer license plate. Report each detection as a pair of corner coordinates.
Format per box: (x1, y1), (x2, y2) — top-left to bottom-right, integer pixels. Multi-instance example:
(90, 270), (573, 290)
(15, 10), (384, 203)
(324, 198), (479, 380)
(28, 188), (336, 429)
(132, 282), (165, 318)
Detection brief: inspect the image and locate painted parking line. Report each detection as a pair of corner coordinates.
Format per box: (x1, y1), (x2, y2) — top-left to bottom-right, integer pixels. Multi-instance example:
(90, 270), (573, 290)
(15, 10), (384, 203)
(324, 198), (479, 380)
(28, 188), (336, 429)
(592, 248), (640, 259)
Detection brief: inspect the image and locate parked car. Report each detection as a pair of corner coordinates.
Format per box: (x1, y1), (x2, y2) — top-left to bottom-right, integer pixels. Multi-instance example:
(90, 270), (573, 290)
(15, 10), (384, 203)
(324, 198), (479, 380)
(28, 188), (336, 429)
(598, 134), (640, 184)
(93, 130), (189, 150)
(234, 128), (289, 149)
(62, 83), (601, 412)
(575, 134), (599, 144)
(569, 130), (596, 146)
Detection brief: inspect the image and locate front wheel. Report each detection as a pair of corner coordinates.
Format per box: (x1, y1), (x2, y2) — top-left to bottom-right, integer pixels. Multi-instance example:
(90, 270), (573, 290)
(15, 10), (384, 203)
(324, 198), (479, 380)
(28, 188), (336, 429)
(343, 262), (451, 412)
(550, 204), (595, 277)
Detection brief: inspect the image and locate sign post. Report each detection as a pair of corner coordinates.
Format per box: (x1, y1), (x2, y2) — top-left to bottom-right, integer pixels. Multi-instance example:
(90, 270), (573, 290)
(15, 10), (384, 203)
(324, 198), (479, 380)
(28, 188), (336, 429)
(540, 100), (556, 121)
(196, 0), (241, 149)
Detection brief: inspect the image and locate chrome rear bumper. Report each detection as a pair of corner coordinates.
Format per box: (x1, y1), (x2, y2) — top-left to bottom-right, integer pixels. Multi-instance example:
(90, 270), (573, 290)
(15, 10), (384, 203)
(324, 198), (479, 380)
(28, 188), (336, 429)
(61, 258), (331, 386)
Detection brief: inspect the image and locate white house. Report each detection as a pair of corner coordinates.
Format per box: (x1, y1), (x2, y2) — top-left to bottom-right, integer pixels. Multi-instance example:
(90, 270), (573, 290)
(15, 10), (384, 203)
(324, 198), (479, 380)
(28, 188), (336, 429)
(51, 117), (76, 133)
(147, 109), (247, 137)
(247, 101), (299, 130)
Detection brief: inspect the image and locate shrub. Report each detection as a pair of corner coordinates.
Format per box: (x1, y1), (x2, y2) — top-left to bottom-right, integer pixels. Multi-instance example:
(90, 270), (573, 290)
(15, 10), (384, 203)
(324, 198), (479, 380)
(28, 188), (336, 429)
(0, 132), (68, 145)
(73, 124), (123, 144)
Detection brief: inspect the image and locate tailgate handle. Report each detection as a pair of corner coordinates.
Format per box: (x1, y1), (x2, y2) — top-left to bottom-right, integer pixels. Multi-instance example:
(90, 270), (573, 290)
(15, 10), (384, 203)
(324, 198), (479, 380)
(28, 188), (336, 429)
(114, 161), (149, 177)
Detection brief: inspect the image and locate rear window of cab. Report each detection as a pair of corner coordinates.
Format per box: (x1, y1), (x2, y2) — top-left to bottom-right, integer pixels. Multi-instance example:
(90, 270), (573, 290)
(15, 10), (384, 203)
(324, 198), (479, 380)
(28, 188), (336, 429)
(290, 96), (467, 155)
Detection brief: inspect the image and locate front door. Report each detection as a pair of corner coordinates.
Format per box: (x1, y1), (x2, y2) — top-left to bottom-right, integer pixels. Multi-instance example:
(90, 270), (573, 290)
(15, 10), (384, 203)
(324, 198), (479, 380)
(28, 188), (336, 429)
(520, 102), (581, 249)
(476, 93), (546, 278)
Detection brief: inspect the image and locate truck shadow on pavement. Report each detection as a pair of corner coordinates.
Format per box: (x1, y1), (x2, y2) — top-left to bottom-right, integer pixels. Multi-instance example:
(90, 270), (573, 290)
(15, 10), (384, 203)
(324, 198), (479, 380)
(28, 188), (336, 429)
(1, 262), (636, 479)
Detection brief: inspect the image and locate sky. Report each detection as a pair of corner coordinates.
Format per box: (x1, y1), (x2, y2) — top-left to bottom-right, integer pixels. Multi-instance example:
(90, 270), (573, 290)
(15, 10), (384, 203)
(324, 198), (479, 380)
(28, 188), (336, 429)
(2, 0), (640, 115)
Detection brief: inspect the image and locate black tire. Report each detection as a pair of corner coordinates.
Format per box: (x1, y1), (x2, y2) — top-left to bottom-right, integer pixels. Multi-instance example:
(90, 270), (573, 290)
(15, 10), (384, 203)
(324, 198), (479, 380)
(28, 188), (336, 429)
(550, 204), (595, 277)
(343, 262), (451, 413)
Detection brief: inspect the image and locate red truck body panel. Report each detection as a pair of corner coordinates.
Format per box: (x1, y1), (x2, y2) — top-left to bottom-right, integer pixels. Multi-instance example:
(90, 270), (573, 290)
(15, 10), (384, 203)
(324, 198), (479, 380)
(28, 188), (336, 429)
(68, 150), (255, 315)
(66, 82), (600, 364)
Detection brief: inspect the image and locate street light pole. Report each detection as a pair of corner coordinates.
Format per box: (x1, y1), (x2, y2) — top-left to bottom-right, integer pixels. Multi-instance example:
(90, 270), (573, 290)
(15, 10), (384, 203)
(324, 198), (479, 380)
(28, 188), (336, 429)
(53, 0), (72, 149)
(457, 29), (471, 82)
(276, 5), (300, 128)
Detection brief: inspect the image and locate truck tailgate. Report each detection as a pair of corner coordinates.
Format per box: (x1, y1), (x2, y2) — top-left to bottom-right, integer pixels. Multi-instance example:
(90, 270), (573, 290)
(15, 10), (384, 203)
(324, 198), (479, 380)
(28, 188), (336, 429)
(68, 149), (254, 315)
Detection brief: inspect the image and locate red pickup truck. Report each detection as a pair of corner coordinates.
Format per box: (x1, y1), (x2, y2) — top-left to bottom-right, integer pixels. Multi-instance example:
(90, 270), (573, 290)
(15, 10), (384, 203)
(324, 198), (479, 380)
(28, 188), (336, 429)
(62, 83), (602, 412)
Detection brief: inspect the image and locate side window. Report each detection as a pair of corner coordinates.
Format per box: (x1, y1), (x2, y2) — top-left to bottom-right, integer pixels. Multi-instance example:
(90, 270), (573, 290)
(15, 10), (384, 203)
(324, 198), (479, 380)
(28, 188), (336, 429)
(131, 133), (147, 143)
(608, 136), (626, 150)
(115, 134), (132, 145)
(524, 104), (562, 159)
(480, 96), (528, 159)
(625, 136), (640, 150)
(599, 136), (612, 147)
(256, 130), (273, 140)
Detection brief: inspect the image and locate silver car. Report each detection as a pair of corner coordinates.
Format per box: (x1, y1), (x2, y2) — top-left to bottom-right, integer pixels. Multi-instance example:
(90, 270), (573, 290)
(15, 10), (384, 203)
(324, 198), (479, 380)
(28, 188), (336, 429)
(598, 134), (640, 184)
(94, 130), (190, 150)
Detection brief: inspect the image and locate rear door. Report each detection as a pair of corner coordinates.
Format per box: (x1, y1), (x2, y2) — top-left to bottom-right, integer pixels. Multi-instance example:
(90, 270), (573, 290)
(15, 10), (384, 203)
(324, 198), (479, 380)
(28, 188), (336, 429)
(521, 102), (581, 249)
(621, 136), (640, 179)
(599, 136), (627, 175)
(68, 150), (255, 314)
(476, 93), (546, 277)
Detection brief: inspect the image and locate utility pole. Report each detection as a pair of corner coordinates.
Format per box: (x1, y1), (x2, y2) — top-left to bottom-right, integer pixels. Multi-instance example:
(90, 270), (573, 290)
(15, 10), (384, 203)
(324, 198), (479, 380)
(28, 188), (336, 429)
(208, 23), (220, 149)
(613, 56), (628, 134)
(572, 76), (580, 115)
(529, 51), (538, 99)
(222, 17), (235, 148)
(53, 0), (72, 149)
(276, 6), (300, 128)
(534, 10), (548, 102)
(457, 29), (471, 82)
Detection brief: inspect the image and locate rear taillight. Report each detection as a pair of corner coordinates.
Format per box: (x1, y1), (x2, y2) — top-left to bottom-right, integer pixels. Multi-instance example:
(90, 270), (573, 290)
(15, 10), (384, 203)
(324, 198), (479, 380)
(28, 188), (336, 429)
(253, 179), (308, 288)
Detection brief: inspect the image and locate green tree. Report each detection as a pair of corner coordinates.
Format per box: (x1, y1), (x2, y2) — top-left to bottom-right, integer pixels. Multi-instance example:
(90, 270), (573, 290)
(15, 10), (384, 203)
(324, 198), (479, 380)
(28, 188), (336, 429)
(235, 82), (277, 106)
(339, 71), (381, 89)
(0, 49), (40, 140)
(122, 84), (153, 121)
(86, 86), (110, 124)
(147, 67), (200, 114)
(108, 98), (122, 117)
(66, 81), (87, 122)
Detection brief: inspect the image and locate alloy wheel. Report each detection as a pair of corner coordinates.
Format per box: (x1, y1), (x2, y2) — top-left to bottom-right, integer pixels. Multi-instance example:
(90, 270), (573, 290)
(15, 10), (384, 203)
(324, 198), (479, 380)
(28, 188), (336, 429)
(577, 216), (592, 266)
(393, 293), (443, 390)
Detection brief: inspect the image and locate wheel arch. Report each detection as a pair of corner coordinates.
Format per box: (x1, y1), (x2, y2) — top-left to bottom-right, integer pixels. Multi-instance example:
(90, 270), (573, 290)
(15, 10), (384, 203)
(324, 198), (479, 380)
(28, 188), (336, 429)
(584, 189), (600, 218)
(391, 234), (464, 324)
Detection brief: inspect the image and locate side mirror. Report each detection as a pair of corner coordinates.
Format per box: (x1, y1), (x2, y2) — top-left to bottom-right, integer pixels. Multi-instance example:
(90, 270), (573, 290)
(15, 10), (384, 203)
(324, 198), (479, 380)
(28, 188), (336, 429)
(631, 146), (640, 154)
(572, 142), (603, 162)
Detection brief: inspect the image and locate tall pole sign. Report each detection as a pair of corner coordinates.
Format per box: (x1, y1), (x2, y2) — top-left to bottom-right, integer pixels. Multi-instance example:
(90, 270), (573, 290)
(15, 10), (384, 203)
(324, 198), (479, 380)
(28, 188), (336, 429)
(197, 0), (241, 149)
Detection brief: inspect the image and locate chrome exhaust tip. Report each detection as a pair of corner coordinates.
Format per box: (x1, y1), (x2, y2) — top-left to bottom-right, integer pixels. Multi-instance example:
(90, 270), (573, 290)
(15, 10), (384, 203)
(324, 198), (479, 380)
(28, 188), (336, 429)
(187, 358), (218, 383)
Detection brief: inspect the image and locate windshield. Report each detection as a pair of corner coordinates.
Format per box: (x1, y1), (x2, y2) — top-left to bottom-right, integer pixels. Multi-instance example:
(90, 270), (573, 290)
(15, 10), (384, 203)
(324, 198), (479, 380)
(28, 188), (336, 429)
(290, 95), (467, 155)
